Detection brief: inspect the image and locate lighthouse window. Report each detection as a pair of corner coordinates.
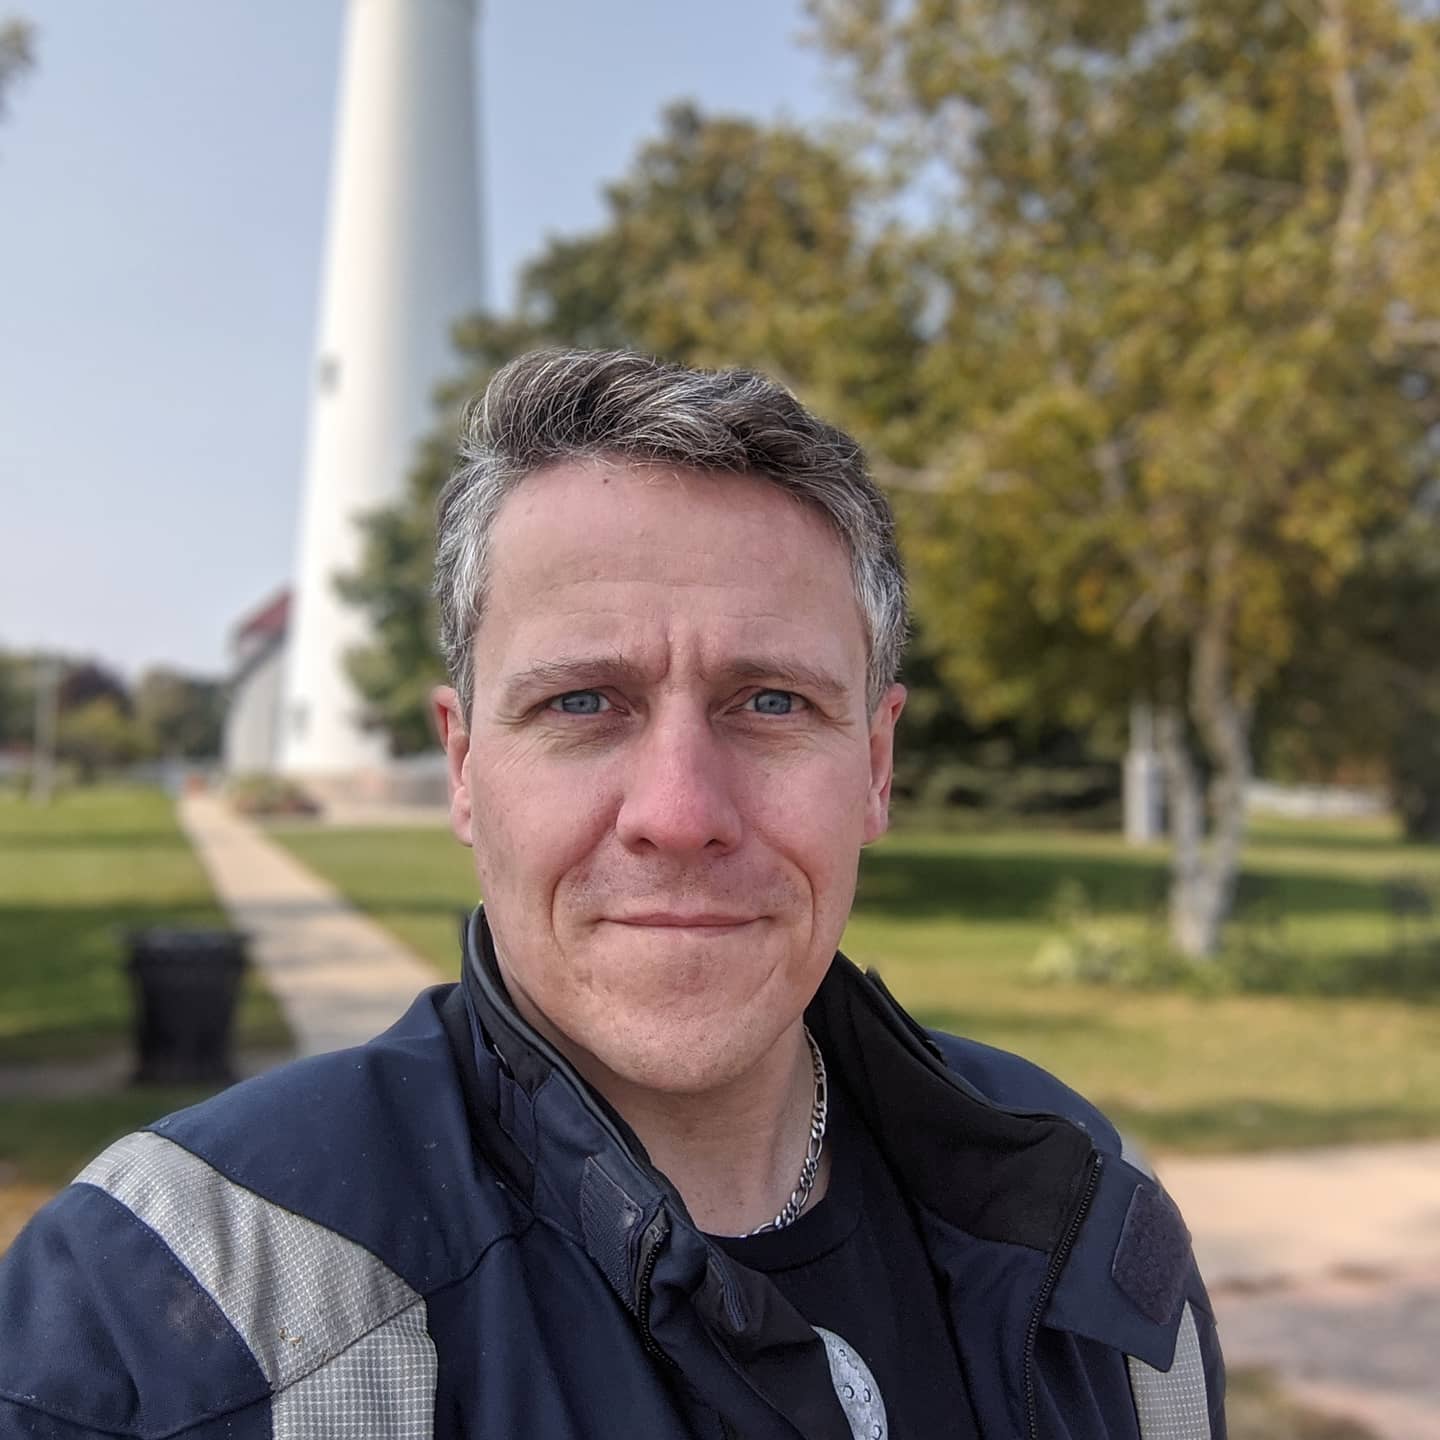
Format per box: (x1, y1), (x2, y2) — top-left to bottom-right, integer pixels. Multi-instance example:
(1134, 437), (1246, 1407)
(317, 355), (341, 393)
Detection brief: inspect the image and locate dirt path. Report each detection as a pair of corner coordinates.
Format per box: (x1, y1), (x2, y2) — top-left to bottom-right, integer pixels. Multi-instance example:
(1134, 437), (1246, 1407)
(1215, 1265), (1440, 1439)
(1161, 1144), (1440, 1438)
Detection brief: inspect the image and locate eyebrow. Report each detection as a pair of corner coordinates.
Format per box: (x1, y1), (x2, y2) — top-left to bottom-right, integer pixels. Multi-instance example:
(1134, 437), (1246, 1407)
(497, 653), (853, 707)
(721, 657), (851, 703)
(498, 655), (648, 707)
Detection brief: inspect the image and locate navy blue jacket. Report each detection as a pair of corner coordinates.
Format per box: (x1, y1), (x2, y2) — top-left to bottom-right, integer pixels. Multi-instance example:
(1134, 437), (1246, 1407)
(0, 911), (1224, 1438)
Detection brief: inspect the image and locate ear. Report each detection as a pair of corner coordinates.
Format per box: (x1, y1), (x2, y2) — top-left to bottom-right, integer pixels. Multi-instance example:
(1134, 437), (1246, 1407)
(432, 684), (474, 848)
(863, 683), (906, 845)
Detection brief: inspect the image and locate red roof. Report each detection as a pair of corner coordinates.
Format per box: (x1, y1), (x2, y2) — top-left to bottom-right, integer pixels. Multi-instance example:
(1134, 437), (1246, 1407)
(233, 588), (291, 644)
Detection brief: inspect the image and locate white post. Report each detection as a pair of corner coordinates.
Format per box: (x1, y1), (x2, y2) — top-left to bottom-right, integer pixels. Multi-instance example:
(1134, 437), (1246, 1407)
(1123, 699), (1164, 844)
(279, 0), (482, 778)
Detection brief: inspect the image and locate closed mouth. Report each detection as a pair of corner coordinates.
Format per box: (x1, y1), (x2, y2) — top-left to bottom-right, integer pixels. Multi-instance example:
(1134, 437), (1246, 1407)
(607, 914), (758, 928)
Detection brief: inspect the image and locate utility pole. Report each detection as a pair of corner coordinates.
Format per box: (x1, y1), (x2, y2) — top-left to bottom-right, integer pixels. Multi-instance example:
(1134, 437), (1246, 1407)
(29, 654), (59, 805)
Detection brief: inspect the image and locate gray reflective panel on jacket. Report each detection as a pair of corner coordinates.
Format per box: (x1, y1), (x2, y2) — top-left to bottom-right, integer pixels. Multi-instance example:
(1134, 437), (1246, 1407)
(271, 1299), (436, 1440)
(1127, 1302), (1212, 1440)
(76, 1130), (437, 1435)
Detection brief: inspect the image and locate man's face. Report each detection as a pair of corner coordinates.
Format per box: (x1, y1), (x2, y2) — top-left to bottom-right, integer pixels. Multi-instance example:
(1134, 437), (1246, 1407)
(437, 460), (904, 1096)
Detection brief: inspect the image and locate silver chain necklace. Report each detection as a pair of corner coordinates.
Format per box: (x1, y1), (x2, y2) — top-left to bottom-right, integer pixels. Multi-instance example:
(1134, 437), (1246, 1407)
(743, 1026), (828, 1236)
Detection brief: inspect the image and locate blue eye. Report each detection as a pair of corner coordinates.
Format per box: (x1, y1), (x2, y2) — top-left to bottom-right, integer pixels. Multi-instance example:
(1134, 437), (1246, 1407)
(550, 690), (609, 715)
(749, 690), (797, 716)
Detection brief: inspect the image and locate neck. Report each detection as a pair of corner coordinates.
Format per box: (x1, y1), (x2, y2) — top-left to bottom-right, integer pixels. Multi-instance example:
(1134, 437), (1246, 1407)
(501, 980), (828, 1234)
(600, 1023), (830, 1236)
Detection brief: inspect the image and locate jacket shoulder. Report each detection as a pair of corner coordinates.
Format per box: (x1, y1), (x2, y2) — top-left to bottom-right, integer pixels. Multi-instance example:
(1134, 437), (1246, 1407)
(148, 983), (519, 1288)
(928, 1027), (1128, 1159)
(0, 987), (502, 1438)
(926, 1032), (1224, 1429)
(0, 1176), (272, 1438)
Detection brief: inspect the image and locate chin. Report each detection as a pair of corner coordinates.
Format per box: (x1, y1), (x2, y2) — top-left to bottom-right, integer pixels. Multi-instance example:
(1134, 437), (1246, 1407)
(582, 1011), (773, 1097)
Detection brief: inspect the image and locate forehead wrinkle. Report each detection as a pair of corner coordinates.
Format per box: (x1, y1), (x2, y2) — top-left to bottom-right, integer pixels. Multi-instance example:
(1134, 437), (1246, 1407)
(492, 590), (863, 686)
(528, 566), (802, 596)
(497, 644), (856, 709)
(497, 650), (666, 700)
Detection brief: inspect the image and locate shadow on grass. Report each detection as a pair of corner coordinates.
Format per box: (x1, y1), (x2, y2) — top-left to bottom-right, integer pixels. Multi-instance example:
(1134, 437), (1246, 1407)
(1230, 869), (1396, 916)
(908, 1005), (1120, 1041)
(1104, 1099), (1440, 1154)
(856, 848), (1169, 920)
(0, 830), (190, 853)
(0, 1087), (223, 1187)
(0, 902), (288, 1062)
(1, 899), (222, 961)
(1244, 823), (1406, 854)
(855, 848), (1387, 923)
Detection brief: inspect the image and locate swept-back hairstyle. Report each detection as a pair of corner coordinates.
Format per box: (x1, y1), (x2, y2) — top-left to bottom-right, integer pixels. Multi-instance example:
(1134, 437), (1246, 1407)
(435, 348), (908, 718)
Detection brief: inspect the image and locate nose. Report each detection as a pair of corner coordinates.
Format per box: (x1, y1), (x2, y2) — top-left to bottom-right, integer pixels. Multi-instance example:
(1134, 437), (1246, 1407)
(614, 710), (743, 857)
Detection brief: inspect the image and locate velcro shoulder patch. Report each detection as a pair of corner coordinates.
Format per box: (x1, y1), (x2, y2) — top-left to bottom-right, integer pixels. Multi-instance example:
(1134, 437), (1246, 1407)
(1111, 1182), (1191, 1326)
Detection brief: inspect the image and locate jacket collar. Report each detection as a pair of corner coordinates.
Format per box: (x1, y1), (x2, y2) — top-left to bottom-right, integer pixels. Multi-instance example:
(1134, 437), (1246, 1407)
(461, 905), (1097, 1237)
(460, 909), (855, 1439)
(458, 906), (1184, 1373)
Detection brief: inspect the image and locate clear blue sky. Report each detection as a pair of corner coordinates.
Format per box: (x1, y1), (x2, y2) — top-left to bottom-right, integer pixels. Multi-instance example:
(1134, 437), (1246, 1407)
(0, 1), (833, 680)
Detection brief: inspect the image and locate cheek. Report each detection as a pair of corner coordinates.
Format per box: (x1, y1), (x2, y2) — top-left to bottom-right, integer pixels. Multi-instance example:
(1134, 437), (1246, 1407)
(751, 758), (870, 911)
(468, 750), (614, 911)
(759, 747), (872, 846)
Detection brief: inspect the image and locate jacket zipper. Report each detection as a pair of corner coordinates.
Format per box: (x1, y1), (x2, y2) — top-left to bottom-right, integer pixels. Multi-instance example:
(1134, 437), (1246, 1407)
(467, 916), (662, 1164)
(634, 1209), (674, 1365)
(468, 920), (693, 1375)
(1024, 1152), (1102, 1440)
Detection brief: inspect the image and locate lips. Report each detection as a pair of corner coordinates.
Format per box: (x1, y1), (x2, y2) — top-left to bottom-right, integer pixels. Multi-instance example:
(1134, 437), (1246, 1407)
(608, 913), (757, 928)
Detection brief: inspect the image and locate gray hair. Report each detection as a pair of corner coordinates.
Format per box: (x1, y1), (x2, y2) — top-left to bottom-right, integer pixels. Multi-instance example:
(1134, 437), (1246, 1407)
(435, 348), (908, 720)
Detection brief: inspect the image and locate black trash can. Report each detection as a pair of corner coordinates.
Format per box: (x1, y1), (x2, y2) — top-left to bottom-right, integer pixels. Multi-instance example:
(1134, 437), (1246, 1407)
(127, 929), (248, 1085)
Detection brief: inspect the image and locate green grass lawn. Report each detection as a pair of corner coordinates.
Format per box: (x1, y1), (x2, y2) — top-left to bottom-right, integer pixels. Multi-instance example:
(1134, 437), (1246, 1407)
(0, 1089), (225, 1187)
(0, 1082), (239, 1252)
(0, 785), (294, 1241)
(0, 785), (290, 1065)
(271, 811), (1440, 1155)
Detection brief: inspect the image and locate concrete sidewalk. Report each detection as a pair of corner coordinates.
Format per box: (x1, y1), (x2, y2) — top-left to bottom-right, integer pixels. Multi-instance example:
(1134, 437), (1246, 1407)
(178, 793), (441, 1057)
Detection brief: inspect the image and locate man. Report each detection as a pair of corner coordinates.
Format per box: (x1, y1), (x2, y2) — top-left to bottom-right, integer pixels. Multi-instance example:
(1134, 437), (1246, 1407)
(0, 350), (1224, 1439)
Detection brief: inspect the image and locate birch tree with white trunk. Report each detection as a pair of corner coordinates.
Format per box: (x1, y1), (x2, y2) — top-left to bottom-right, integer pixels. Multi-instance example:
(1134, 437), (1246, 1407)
(814, 0), (1440, 956)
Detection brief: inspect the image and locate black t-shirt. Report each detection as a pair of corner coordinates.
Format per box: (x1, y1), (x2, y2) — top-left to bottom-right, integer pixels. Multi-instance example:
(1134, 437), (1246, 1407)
(711, 1083), (980, 1440)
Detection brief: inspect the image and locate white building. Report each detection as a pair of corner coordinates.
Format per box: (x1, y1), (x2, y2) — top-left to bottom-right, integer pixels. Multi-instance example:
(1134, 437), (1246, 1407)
(220, 590), (290, 775)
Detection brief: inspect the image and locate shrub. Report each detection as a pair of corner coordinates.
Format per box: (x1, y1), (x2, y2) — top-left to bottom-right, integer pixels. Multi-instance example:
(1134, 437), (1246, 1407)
(225, 774), (321, 818)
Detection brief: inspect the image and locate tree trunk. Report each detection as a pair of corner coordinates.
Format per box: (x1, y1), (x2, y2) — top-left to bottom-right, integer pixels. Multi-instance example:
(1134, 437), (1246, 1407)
(1188, 701), (1251, 958)
(1156, 706), (1217, 957)
(1162, 551), (1256, 959)
(1400, 789), (1440, 843)
(1393, 711), (1440, 843)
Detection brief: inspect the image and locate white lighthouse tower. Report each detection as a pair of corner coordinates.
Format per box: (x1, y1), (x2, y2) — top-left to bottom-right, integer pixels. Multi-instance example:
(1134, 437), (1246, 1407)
(280, 0), (482, 780)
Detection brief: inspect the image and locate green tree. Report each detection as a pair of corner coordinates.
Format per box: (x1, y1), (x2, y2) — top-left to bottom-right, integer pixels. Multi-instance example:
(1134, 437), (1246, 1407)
(133, 667), (223, 759)
(56, 697), (148, 781)
(813, 0), (1440, 954)
(0, 649), (36, 746)
(0, 17), (33, 126)
(341, 105), (926, 752)
(1263, 504), (1440, 838)
(58, 661), (131, 715)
